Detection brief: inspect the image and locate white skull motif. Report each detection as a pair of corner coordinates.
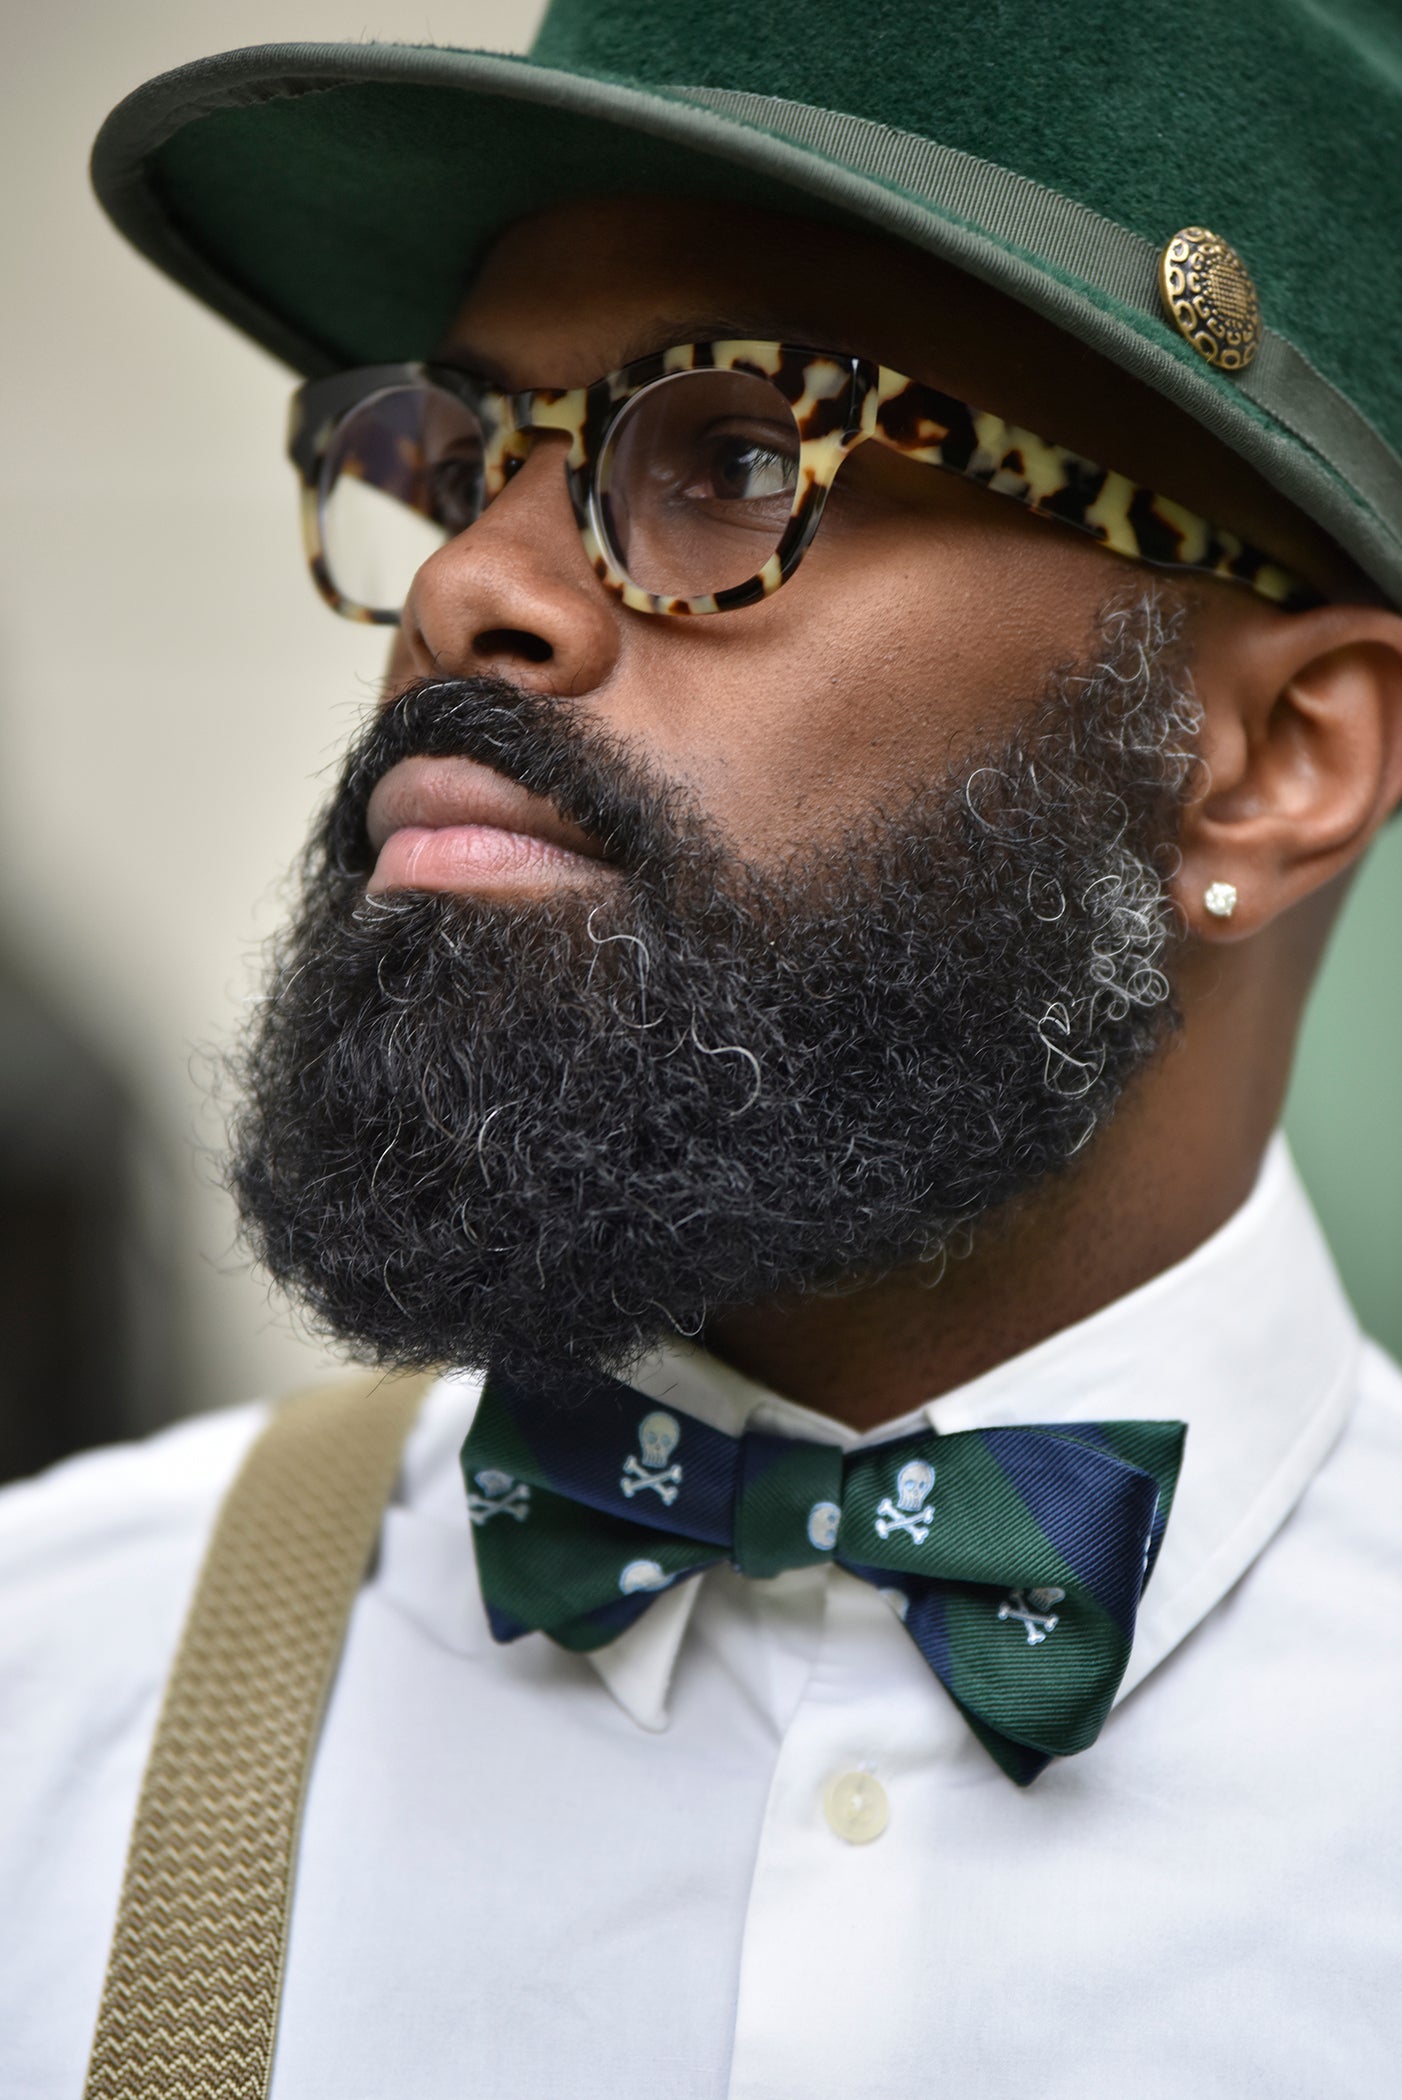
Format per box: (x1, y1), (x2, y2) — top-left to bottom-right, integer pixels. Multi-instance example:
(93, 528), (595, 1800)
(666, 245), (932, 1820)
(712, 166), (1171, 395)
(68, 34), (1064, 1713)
(473, 1468), (516, 1498)
(618, 1559), (670, 1594)
(806, 1500), (842, 1551)
(637, 1411), (681, 1468)
(895, 1459), (936, 1513)
(873, 1457), (938, 1545)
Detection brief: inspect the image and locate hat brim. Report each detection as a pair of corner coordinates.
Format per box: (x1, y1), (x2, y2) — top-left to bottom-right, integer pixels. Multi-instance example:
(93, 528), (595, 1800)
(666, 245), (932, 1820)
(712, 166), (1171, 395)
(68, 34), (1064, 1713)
(92, 42), (1402, 605)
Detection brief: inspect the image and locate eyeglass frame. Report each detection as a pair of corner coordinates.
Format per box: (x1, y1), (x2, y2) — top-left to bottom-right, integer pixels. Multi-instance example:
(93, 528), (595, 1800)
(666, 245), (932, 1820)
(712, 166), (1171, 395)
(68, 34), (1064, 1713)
(287, 339), (1319, 625)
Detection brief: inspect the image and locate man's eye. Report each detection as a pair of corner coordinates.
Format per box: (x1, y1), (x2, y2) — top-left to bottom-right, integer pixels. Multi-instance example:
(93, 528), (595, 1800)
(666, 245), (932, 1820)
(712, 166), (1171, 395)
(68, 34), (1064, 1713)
(428, 453), (485, 531)
(687, 432), (796, 504)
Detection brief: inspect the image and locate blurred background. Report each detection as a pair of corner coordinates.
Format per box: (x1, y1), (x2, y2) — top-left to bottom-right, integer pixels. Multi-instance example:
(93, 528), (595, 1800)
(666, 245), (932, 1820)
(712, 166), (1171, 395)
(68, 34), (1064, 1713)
(0, 1), (1396, 1479)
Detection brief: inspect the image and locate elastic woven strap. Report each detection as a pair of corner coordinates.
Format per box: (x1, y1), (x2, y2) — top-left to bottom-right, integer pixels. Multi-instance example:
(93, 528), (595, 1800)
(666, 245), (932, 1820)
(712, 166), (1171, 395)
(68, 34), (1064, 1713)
(83, 1368), (432, 2100)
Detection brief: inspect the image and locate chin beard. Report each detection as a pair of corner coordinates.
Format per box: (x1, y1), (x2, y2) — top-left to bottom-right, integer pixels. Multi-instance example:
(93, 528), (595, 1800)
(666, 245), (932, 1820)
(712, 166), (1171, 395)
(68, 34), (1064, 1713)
(226, 591), (1200, 1381)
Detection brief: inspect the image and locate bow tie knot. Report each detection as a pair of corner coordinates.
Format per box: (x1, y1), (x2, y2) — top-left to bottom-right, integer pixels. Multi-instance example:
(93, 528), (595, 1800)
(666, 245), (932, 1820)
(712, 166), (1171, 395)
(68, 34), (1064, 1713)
(462, 1365), (1185, 1785)
(732, 1431), (845, 1578)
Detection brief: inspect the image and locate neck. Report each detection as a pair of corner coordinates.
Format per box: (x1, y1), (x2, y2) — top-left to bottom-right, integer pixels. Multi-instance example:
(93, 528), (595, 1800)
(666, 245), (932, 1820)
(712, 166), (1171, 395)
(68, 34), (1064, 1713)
(704, 940), (1305, 1429)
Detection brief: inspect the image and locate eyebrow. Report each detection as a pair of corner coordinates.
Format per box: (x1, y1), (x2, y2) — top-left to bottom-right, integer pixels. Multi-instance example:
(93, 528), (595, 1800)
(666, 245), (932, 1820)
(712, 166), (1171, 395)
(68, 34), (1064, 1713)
(433, 312), (855, 385)
(615, 314), (843, 364)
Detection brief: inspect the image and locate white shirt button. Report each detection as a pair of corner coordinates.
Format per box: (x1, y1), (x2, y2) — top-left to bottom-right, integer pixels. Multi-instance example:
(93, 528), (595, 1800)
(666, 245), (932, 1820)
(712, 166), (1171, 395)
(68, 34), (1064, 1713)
(822, 1769), (889, 1844)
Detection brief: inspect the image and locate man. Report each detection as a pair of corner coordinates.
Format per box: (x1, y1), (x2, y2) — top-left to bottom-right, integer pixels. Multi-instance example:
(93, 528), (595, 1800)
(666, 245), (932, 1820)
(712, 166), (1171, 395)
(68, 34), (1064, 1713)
(4, 2), (1401, 2094)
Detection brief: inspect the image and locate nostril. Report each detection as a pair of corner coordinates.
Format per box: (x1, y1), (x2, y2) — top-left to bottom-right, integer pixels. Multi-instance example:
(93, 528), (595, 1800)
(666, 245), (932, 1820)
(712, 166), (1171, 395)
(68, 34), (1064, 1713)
(474, 627), (553, 665)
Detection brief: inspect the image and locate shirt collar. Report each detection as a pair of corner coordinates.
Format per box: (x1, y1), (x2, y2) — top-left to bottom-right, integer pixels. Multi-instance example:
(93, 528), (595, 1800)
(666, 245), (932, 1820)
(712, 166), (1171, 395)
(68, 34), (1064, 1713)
(585, 1134), (1360, 1730)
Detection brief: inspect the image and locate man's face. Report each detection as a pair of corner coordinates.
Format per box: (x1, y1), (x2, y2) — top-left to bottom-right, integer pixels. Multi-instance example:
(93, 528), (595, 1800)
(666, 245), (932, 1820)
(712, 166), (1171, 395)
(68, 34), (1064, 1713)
(387, 194), (1215, 872)
(230, 196), (1212, 1380)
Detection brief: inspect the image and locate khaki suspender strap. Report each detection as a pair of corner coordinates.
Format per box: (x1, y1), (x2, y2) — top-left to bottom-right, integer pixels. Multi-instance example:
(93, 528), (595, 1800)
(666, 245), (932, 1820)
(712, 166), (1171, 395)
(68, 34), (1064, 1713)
(84, 1369), (433, 2100)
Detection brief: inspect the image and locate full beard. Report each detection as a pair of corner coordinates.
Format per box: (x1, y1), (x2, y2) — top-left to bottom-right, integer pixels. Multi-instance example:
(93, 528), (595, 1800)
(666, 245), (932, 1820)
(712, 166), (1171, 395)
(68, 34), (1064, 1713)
(227, 590), (1201, 1381)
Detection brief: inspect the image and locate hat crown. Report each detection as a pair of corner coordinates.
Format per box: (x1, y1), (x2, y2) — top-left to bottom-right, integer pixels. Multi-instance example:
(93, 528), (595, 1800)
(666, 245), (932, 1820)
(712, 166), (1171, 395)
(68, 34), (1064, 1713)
(531, 0), (1402, 165)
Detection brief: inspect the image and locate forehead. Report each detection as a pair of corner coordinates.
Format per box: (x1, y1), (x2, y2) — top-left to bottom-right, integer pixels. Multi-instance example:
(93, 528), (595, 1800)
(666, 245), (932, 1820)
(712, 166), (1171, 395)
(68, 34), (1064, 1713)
(445, 193), (1087, 403)
(443, 193), (1358, 601)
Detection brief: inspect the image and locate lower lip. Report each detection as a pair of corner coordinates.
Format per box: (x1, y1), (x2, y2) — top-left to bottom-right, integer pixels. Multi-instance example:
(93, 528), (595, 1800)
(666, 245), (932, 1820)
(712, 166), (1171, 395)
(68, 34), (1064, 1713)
(366, 824), (611, 897)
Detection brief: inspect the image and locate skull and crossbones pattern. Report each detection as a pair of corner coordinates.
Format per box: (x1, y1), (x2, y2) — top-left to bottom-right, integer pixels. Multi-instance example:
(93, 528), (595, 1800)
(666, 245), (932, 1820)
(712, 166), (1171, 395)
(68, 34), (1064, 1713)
(619, 1410), (684, 1506)
(997, 1586), (1067, 1644)
(466, 1468), (532, 1526)
(874, 1457), (937, 1544)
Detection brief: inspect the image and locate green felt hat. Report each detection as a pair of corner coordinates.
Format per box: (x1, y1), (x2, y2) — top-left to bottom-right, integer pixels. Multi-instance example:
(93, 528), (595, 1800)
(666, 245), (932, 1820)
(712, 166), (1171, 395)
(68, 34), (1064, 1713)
(92, 0), (1402, 604)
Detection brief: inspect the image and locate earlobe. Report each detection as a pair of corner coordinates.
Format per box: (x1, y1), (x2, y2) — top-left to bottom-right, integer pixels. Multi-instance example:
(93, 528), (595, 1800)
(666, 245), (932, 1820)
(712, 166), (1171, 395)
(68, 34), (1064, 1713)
(1175, 604), (1402, 941)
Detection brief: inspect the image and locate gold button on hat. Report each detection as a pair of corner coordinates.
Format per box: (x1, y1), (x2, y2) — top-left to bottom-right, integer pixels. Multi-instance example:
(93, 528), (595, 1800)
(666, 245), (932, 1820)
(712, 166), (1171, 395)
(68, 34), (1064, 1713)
(1158, 227), (1263, 372)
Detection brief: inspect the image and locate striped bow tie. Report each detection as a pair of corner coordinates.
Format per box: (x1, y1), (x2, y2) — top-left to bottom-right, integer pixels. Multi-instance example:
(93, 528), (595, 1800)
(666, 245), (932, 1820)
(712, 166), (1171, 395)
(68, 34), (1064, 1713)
(461, 1366), (1185, 1785)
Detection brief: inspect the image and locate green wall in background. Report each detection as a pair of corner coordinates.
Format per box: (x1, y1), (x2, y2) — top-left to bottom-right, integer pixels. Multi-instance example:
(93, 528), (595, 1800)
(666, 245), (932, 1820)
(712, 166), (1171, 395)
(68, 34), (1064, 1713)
(1285, 820), (1402, 1359)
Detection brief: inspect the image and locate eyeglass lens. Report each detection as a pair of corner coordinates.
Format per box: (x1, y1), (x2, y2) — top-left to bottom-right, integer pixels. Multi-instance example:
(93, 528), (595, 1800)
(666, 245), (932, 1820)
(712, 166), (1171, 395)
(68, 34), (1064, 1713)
(595, 369), (800, 597)
(317, 369), (802, 616)
(319, 384), (485, 617)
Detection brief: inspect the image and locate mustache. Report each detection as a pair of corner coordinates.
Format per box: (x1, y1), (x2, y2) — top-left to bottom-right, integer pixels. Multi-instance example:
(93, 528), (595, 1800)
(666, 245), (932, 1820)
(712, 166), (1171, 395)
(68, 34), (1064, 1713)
(318, 676), (703, 884)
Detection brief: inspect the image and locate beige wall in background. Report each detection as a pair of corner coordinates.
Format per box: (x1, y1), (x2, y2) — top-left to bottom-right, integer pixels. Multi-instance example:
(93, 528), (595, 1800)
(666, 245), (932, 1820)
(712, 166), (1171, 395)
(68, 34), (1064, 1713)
(1, 1), (1396, 1432)
(0, 3), (545, 1420)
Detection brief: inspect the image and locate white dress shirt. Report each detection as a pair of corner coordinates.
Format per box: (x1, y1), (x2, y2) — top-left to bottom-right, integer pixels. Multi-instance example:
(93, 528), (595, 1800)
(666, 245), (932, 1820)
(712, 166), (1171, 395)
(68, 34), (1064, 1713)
(2, 1135), (1399, 2097)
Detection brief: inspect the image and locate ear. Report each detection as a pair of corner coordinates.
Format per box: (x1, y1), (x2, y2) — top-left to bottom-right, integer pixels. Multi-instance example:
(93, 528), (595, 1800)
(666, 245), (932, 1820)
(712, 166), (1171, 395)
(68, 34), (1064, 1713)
(1175, 600), (1402, 941)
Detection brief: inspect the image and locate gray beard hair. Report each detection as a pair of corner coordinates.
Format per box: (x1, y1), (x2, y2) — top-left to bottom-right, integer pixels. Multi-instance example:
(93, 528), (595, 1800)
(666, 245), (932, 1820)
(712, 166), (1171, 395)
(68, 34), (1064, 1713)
(995, 591), (1202, 1107)
(226, 588), (1202, 1382)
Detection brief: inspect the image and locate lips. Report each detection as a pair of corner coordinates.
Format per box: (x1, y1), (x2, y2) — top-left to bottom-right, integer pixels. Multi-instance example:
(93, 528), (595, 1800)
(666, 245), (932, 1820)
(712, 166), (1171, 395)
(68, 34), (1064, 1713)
(364, 754), (615, 897)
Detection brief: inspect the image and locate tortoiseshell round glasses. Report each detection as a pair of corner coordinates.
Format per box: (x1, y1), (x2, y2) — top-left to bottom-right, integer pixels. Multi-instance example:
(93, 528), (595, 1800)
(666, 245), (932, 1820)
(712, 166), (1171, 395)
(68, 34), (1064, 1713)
(288, 341), (1318, 625)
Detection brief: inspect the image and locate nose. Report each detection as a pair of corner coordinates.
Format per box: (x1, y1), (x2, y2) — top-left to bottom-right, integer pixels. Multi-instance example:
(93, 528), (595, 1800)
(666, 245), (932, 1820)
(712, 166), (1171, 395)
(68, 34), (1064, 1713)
(398, 434), (620, 697)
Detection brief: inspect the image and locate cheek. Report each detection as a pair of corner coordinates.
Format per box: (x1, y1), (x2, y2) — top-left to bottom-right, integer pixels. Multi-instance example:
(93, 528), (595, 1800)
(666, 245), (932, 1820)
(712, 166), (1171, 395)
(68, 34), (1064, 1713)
(382, 629), (414, 700)
(610, 526), (1111, 858)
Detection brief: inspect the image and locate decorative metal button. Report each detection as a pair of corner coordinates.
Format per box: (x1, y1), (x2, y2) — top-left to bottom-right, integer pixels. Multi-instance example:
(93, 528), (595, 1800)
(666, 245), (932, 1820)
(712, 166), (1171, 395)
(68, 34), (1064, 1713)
(1158, 227), (1262, 372)
(823, 1769), (890, 1844)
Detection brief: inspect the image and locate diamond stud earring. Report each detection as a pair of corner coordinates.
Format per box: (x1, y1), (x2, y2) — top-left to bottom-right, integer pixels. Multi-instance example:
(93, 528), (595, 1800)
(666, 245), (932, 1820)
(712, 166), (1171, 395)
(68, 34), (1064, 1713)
(1204, 881), (1238, 920)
